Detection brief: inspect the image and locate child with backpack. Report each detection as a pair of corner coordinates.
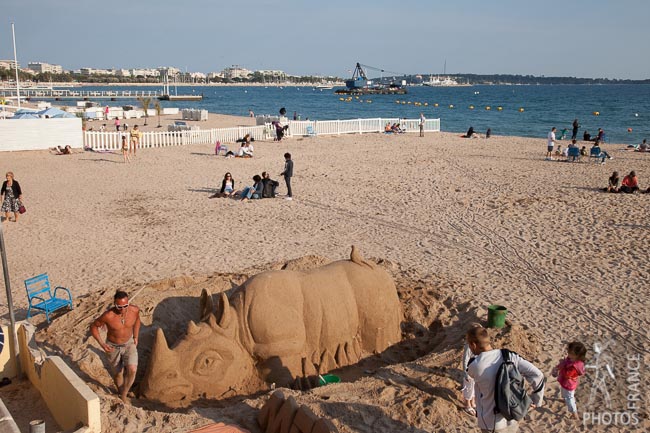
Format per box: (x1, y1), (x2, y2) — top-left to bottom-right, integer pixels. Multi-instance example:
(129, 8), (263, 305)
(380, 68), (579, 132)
(551, 342), (587, 420)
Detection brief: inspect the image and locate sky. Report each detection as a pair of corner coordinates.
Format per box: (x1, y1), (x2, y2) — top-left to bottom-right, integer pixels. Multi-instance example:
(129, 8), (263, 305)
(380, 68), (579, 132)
(2, 0), (649, 80)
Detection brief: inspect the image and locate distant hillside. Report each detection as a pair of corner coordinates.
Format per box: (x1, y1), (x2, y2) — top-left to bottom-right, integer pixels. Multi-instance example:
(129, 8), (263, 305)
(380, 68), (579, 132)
(406, 74), (650, 85)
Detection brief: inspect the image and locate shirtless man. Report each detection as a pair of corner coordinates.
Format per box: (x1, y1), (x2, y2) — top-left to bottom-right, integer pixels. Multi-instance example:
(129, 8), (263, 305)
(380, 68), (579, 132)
(90, 291), (141, 403)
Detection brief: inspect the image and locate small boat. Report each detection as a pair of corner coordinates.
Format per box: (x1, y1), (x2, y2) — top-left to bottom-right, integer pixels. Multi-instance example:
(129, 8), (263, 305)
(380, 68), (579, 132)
(315, 84), (334, 90)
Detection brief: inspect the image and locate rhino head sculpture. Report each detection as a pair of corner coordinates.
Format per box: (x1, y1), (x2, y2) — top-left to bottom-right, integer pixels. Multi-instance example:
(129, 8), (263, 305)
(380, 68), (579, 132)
(141, 246), (402, 406)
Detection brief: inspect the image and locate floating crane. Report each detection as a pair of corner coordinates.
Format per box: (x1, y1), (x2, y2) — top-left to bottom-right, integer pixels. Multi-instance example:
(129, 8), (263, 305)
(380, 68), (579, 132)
(337, 63), (407, 95)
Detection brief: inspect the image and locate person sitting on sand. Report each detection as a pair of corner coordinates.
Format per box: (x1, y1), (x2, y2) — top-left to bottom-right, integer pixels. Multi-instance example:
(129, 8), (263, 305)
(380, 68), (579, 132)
(485, 128), (492, 139)
(236, 133), (255, 144)
(240, 175), (263, 201)
(464, 126), (476, 138)
(261, 171), (279, 198)
(384, 123), (393, 133)
(210, 172), (235, 198)
(583, 130), (591, 142)
(580, 146), (588, 157)
(591, 140), (612, 164)
(620, 171), (639, 194)
(237, 142), (254, 158)
(637, 139), (648, 152)
(52, 145), (73, 155)
(554, 144), (563, 158)
(604, 171), (619, 193)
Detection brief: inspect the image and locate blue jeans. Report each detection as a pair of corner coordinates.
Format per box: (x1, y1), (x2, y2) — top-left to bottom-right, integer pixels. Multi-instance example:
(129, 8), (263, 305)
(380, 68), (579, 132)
(599, 151), (610, 162)
(242, 187), (259, 199)
(561, 387), (577, 413)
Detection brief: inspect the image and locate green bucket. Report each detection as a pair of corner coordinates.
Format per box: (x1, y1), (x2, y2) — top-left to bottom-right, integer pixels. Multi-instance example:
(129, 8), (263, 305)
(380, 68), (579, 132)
(318, 374), (340, 386)
(487, 305), (508, 328)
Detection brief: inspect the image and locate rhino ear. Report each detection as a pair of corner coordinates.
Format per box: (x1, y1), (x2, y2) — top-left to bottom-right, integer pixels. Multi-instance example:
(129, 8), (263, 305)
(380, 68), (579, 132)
(199, 288), (214, 323)
(217, 292), (232, 329)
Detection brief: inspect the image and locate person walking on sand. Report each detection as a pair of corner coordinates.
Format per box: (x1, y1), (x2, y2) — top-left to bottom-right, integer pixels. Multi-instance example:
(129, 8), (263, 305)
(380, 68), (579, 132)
(90, 291), (141, 404)
(571, 119), (579, 140)
(419, 112), (426, 137)
(130, 125), (141, 157)
(280, 152), (293, 200)
(546, 127), (556, 160)
(466, 326), (545, 433)
(114, 117), (120, 132)
(1, 171), (23, 223)
(552, 342), (587, 420)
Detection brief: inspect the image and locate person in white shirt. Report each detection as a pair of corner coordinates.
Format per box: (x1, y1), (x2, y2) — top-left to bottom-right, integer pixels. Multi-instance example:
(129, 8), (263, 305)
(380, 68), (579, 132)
(466, 326), (545, 433)
(546, 127), (556, 160)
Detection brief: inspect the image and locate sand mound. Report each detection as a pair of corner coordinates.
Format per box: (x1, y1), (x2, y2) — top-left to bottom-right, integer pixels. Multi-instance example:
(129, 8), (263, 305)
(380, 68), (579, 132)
(31, 255), (545, 433)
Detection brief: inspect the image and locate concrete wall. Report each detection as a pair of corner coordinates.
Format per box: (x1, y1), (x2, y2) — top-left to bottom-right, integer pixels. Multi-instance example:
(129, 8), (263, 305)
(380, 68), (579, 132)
(0, 397), (21, 433)
(0, 118), (83, 152)
(0, 324), (18, 379)
(18, 323), (101, 433)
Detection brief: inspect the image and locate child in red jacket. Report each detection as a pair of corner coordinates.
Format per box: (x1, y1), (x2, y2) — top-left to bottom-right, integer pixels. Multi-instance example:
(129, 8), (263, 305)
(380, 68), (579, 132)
(552, 342), (587, 419)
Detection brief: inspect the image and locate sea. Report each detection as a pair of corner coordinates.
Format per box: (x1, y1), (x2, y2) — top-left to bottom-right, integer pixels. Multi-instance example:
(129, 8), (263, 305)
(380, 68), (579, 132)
(60, 84), (650, 144)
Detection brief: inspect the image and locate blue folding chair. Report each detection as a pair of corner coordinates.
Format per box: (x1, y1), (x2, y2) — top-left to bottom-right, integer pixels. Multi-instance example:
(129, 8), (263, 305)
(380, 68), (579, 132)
(25, 273), (73, 323)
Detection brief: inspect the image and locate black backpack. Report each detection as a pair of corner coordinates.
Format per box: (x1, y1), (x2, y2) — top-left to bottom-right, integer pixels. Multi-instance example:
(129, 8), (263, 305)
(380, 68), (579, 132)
(494, 349), (533, 421)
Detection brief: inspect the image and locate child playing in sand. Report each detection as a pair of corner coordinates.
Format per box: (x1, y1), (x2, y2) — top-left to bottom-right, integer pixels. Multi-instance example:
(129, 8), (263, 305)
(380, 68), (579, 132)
(552, 342), (587, 420)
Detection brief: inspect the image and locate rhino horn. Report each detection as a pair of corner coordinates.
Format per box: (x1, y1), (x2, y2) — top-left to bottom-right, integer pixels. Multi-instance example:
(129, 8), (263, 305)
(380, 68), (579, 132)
(218, 292), (231, 329)
(151, 328), (173, 361)
(199, 288), (214, 323)
(187, 320), (201, 336)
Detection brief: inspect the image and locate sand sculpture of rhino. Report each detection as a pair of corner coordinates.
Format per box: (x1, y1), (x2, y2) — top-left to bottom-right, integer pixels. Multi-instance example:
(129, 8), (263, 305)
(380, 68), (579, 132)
(140, 246), (402, 406)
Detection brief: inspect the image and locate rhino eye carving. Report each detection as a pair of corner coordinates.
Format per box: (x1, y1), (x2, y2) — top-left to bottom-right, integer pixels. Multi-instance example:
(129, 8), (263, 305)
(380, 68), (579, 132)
(193, 350), (224, 376)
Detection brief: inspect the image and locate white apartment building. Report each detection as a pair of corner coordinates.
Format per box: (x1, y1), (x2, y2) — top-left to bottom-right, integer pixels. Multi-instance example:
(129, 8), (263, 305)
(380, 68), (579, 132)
(27, 62), (63, 74)
(222, 65), (252, 79)
(0, 60), (19, 70)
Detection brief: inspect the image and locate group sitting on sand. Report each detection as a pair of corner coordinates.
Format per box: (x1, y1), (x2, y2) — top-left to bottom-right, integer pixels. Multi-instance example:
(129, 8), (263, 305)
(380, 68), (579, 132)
(384, 122), (405, 134)
(209, 171), (279, 199)
(604, 170), (649, 193)
(223, 135), (254, 158)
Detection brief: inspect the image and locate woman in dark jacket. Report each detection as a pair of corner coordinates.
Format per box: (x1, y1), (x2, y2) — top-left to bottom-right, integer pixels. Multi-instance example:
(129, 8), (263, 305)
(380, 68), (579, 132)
(1, 171), (23, 222)
(209, 172), (235, 198)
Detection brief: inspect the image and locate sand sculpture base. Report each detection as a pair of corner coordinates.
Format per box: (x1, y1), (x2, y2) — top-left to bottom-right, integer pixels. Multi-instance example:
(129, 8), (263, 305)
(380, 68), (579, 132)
(258, 390), (338, 433)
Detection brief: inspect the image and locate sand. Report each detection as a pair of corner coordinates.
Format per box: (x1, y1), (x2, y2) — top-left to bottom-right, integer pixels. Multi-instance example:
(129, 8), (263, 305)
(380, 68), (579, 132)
(1, 117), (649, 432)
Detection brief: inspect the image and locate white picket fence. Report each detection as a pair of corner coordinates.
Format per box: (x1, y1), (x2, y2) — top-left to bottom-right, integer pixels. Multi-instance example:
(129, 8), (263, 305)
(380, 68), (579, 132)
(83, 117), (441, 150)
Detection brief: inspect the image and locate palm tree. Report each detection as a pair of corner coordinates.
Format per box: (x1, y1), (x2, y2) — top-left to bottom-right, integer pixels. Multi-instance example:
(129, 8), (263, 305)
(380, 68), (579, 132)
(154, 101), (162, 128)
(138, 97), (152, 126)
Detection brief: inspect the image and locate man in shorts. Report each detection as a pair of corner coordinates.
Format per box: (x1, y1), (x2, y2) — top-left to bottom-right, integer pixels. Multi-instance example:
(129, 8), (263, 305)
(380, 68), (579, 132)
(90, 290), (141, 403)
(546, 127), (556, 160)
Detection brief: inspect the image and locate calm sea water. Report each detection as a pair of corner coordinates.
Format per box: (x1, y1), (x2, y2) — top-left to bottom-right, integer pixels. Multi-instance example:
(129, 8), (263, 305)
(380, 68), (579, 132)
(68, 84), (650, 143)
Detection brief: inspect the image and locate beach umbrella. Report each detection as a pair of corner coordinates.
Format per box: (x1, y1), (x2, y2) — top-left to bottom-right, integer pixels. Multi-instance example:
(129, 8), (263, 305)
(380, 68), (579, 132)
(10, 112), (39, 119)
(38, 107), (71, 118)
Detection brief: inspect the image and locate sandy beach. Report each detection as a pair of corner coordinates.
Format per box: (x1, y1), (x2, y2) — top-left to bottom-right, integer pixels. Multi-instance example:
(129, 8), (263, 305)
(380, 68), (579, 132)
(1, 116), (649, 432)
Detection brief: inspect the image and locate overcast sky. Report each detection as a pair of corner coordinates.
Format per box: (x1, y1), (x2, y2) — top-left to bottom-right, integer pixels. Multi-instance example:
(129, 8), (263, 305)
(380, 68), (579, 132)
(2, 0), (649, 79)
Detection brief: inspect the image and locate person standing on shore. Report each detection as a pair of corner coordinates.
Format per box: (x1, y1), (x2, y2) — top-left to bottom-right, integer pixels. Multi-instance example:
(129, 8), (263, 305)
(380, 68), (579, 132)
(280, 152), (293, 200)
(114, 117), (121, 132)
(130, 125), (141, 157)
(419, 113), (425, 137)
(571, 119), (579, 140)
(90, 291), (141, 404)
(546, 127), (556, 160)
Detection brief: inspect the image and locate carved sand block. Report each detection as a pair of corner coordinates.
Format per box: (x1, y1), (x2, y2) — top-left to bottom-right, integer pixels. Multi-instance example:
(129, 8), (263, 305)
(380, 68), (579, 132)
(141, 246), (402, 406)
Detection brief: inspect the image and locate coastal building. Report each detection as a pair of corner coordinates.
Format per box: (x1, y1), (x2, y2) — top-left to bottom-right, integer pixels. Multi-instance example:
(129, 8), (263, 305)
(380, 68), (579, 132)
(114, 69), (132, 78)
(27, 62), (63, 74)
(130, 68), (160, 78)
(80, 67), (112, 76)
(222, 65), (252, 80)
(0, 60), (19, 70)
(158, 67), (181, 79)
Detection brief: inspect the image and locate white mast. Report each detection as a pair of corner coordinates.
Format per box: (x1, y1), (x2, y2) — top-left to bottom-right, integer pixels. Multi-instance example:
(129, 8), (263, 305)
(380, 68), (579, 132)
(11, 23), (21, 109)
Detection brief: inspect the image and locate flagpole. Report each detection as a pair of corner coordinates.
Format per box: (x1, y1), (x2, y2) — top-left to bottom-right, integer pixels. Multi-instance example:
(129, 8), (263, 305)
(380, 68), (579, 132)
(11, 22), (21, 109)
